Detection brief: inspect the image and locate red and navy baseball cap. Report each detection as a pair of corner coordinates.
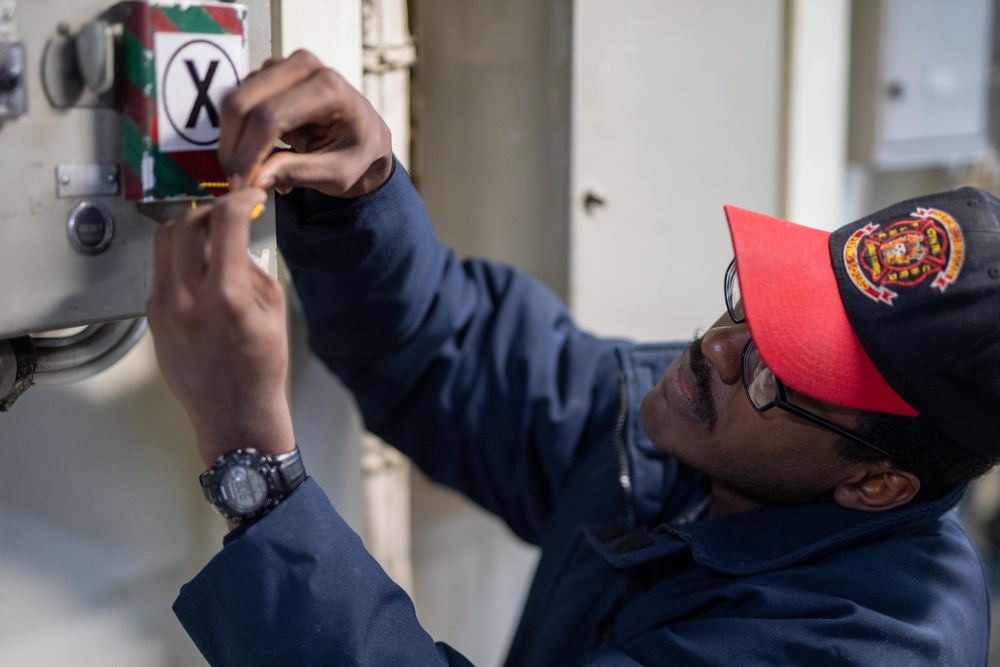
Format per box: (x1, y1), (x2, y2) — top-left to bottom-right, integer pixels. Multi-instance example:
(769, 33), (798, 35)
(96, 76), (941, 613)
(724, 186), (1000, 458)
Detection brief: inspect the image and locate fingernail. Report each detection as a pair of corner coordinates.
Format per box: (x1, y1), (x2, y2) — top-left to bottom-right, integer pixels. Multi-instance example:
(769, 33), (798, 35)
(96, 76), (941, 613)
(251, 203), (265, 221)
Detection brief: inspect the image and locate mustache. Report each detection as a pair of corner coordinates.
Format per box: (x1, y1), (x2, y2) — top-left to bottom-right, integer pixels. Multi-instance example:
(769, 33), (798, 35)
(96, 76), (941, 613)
(687, 335), (718, 429)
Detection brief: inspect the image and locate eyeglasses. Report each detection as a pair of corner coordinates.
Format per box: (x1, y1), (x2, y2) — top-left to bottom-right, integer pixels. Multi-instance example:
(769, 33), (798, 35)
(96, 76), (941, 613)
(724, 259), (889, 458)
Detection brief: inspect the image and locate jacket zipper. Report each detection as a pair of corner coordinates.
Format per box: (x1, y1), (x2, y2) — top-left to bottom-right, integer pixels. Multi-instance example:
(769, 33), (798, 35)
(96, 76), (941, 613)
(614, 372), (636, 527)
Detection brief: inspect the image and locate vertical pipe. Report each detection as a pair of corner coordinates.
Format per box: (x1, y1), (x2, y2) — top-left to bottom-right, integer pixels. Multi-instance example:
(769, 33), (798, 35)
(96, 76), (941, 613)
(360, 0), (416, 597)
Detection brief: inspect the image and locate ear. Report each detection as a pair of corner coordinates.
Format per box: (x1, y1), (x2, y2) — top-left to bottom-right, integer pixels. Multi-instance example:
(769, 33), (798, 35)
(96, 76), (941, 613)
(833, 464), (921, 512)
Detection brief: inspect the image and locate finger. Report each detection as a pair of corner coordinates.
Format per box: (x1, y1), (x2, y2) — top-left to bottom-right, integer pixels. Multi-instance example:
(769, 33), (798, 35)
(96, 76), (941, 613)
(172, 206), (212, 291)
(230, 66), (361, 190)
(241, 56), (282, 84)
(259, 56), (286, 70)
(207, 189), (268, 288)
(255, 149), (360, 195)
(219, 50), (325, 180)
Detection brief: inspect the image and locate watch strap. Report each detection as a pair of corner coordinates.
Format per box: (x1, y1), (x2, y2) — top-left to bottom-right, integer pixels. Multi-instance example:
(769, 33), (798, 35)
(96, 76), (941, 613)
(271, 447), (307, 494)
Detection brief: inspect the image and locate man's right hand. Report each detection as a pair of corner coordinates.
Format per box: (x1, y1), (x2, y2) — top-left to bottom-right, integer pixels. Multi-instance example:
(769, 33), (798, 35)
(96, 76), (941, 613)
(219, 49), (393, 198)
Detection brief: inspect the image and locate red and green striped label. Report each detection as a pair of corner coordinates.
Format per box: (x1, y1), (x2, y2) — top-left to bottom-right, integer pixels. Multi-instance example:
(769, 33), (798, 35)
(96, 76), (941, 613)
(121, 1), (247, 201)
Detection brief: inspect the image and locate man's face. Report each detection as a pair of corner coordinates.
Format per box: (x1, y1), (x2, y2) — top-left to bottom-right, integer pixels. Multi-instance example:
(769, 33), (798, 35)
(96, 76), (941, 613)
(639, 311), (866, 508)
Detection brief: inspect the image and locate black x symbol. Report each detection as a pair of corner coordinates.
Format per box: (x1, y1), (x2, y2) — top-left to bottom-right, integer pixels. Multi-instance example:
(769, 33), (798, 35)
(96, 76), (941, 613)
(185, 59), (220, 129)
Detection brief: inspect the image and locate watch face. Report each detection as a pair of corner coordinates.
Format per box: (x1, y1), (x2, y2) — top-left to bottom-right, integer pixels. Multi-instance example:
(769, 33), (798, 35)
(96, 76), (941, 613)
(219, 465), (268, 512)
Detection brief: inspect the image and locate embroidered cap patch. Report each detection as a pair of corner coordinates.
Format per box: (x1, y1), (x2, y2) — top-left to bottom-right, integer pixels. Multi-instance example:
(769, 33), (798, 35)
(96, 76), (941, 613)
(842, 207), (965, 306)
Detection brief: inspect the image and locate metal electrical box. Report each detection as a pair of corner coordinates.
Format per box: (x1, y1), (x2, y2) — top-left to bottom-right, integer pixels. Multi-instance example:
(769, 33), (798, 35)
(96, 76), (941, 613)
(849, 0), (995, 170)
(0, 0), (274, 340)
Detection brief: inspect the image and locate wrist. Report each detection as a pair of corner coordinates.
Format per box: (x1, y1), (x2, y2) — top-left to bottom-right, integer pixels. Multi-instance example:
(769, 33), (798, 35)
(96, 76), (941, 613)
(194, 403), (295, 469)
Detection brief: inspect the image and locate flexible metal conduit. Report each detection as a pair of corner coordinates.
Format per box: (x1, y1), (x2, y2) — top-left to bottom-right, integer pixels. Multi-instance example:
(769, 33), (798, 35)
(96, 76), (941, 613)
(32, 317), (147, 385)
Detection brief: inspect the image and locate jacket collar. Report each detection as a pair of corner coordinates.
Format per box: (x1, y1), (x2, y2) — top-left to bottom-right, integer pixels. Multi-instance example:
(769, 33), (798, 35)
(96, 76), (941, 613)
(670, 484), (965, 575)
(587, 481), (966, 576)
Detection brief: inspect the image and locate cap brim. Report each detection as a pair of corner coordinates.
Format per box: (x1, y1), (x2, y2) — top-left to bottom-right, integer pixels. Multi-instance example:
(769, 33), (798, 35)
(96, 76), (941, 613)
(724, 205), (916, 416)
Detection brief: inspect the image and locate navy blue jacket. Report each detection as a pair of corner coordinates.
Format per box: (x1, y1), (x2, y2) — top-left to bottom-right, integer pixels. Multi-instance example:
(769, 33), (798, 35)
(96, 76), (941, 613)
(174, 162), (991, 665)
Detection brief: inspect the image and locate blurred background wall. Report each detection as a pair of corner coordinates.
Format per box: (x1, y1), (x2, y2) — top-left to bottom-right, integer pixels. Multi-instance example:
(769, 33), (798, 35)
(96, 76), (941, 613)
(2, 1), (1000, 665)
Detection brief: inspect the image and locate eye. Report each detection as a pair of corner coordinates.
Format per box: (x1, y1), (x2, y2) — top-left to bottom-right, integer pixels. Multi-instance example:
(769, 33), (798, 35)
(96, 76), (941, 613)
(743, 344), (777, 409)
(746, 365), (775, 405)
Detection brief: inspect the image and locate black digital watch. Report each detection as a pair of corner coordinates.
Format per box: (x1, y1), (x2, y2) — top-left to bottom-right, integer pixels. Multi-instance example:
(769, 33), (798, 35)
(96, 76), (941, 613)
(199, 447), (306, 525)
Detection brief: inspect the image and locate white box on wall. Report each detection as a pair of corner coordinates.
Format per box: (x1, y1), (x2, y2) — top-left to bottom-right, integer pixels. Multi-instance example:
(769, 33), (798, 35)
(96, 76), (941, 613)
(849, 0), (994, 170)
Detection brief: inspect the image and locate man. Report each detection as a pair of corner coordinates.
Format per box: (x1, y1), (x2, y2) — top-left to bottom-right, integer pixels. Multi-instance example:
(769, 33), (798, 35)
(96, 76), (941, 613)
(148, 50), (1000, 665)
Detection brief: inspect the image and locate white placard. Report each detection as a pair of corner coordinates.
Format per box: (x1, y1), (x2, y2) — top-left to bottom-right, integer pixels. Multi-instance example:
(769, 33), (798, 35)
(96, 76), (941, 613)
(155, 32), (248, 153)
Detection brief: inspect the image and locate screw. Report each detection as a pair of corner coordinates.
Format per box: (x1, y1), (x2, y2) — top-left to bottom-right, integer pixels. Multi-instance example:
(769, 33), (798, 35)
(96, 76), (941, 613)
(106, 172), (117, 184)
(61, 174), (71, 185)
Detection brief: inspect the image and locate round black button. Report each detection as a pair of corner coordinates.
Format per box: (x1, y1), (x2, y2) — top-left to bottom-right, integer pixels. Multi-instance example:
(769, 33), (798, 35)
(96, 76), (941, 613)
(67, 203), (113, 254)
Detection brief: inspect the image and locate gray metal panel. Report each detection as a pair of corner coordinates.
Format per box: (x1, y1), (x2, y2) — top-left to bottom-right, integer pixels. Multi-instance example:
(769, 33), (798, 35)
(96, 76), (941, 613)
(0, 0), (275, 339)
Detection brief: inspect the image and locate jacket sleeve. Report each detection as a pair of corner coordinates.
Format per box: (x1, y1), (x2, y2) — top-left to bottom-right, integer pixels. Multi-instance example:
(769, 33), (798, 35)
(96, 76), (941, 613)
(277, 160), (625, 544)
(170, 483), (667, 667)
(174, 479), (475, 667)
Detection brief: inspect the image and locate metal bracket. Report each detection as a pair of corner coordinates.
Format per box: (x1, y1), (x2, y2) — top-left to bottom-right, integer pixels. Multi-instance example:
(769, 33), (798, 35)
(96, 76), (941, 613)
(56, 163), (120, 198)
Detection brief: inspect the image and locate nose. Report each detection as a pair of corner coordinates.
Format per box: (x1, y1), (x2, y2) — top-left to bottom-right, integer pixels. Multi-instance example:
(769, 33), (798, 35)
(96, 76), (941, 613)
(701, 322), (750, 385)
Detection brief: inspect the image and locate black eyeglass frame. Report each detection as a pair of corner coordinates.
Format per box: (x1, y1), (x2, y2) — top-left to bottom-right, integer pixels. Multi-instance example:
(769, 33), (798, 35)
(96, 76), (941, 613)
(740, 340), (891, 458)
(724, 259), (744, 324)
(725, 259), (891, 459)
